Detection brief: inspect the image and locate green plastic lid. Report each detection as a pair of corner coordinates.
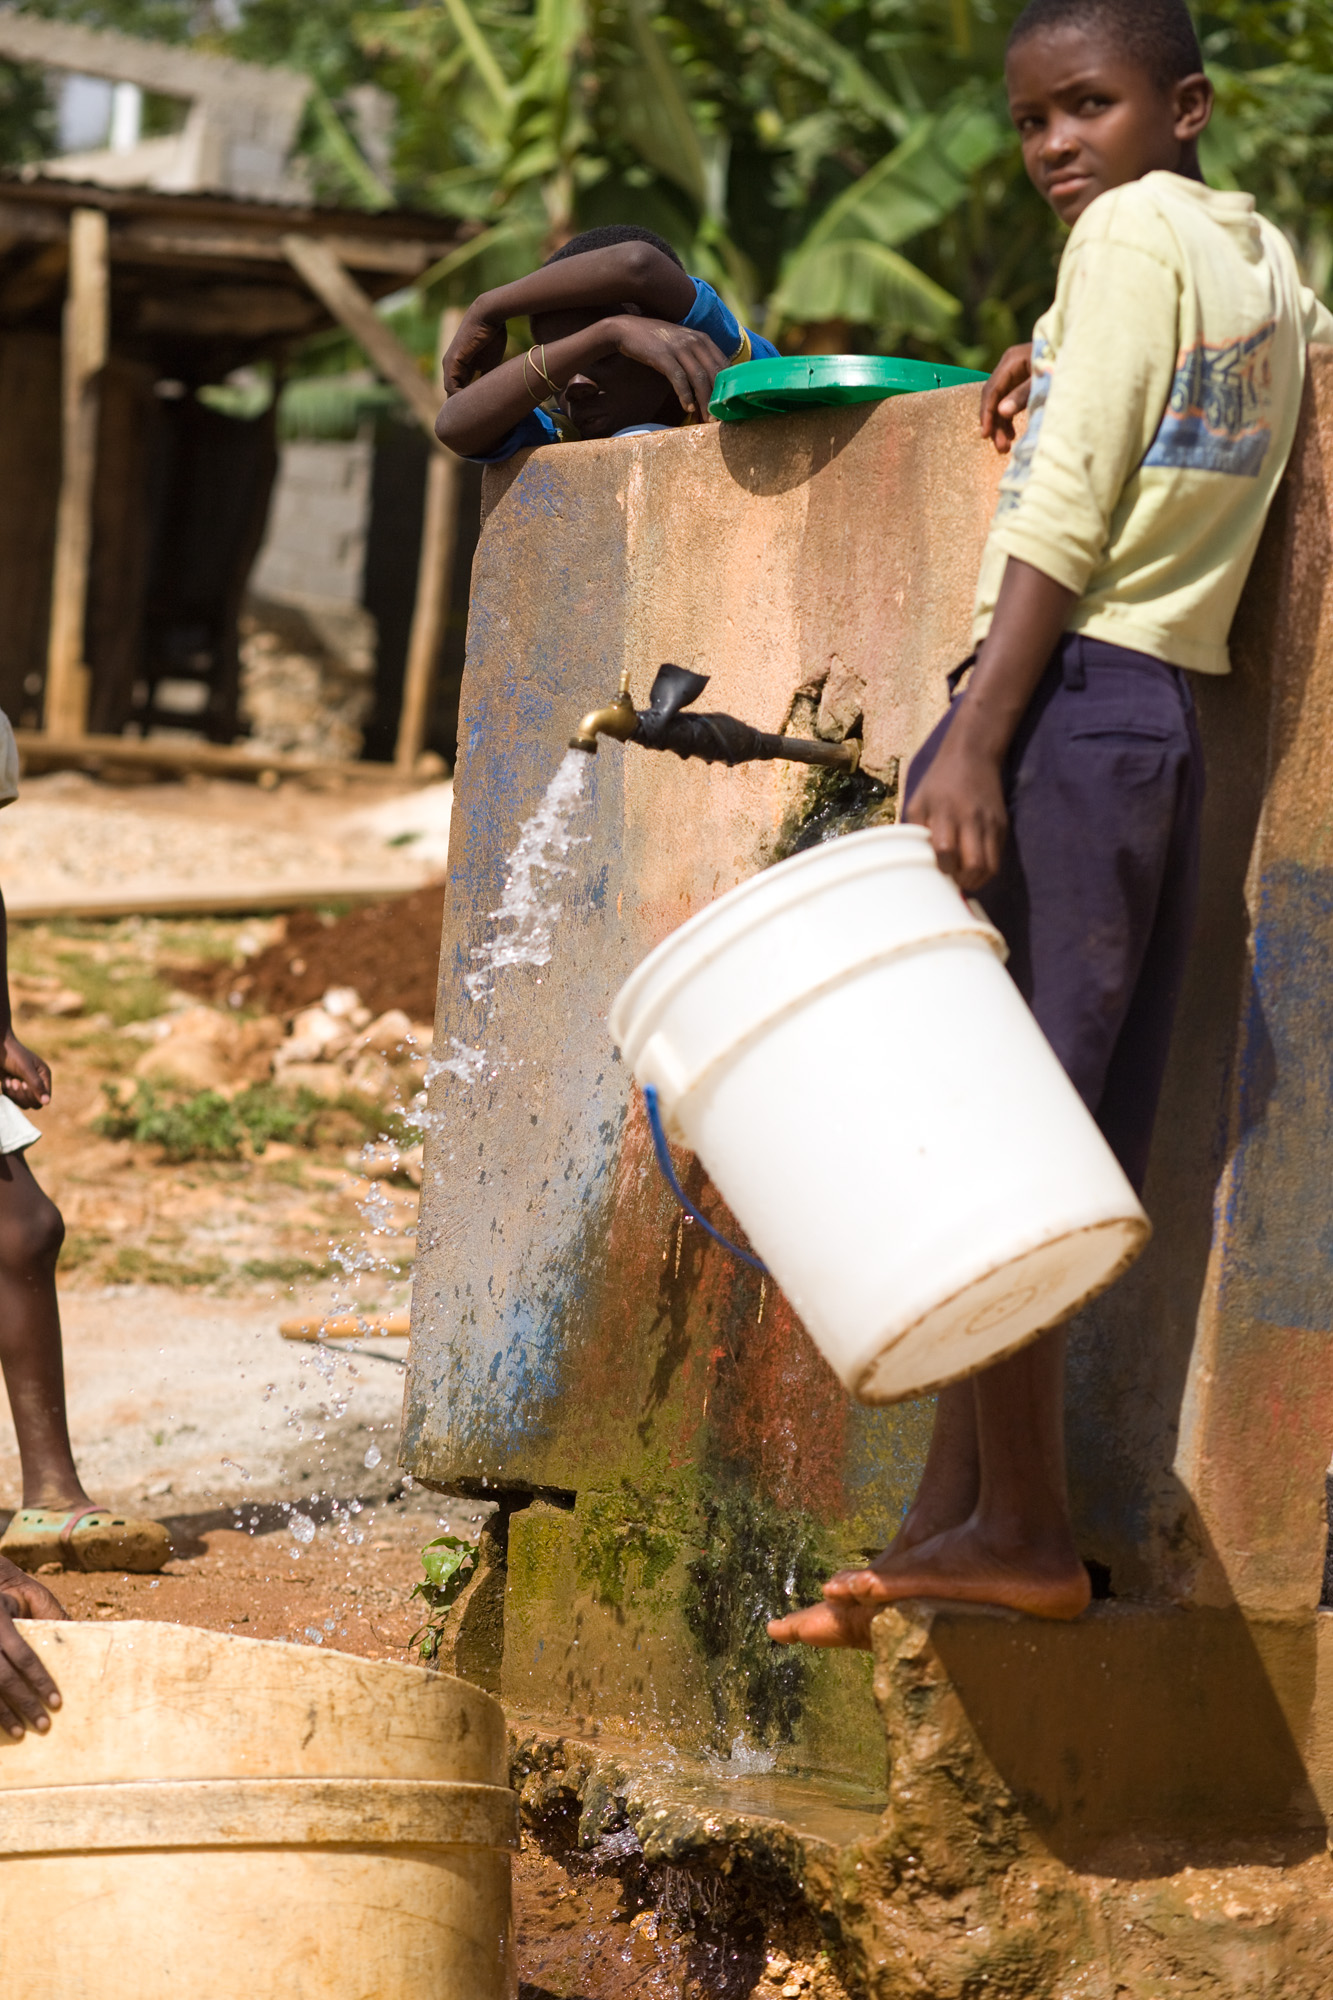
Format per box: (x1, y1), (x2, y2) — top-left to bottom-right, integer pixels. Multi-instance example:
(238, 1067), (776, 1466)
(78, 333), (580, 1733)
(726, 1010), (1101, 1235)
(709, 353), (988, 423)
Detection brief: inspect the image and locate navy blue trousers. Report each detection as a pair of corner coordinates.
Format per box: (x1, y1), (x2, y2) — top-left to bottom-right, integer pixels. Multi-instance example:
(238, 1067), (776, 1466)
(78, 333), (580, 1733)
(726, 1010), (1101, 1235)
(905, 634), (1205, 1195)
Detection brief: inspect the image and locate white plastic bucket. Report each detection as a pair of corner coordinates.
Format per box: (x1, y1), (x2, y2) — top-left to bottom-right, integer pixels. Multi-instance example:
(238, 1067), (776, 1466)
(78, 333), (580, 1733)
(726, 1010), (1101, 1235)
(609, 825), (1150, 1403)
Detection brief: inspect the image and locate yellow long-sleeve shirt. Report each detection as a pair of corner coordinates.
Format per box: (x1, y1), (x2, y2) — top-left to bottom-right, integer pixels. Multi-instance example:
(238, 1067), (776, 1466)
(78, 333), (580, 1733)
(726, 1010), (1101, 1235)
(973, 170), (1333, 674)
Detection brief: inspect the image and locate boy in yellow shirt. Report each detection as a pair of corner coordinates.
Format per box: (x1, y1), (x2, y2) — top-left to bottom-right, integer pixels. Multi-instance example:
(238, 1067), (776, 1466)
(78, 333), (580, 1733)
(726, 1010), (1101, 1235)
(772, 0), (1333, 1645)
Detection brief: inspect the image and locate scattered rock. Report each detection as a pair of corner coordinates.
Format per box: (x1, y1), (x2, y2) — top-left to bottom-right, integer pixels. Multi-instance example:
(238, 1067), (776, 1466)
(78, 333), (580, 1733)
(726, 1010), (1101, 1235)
(270, 1061), (348, 1100)
(358, 1008), (415, 1054)
(10, 974), (84, 1018)
(275, 1006), (354, 1068)
(322, 985), (371, 1029)
(134, 1007), (282, 1094)
(238, 593), (375, 763)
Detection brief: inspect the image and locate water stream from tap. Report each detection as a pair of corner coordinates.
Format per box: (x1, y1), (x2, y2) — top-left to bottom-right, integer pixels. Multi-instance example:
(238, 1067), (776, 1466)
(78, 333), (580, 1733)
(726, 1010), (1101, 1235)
(463, 749), (592, 1002)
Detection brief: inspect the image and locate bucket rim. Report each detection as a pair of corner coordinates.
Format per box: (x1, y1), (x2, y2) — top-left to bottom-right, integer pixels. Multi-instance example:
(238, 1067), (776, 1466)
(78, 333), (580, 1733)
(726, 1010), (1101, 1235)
(610, 824), (1000, 1055)
(847, 1209), (1151, 1405)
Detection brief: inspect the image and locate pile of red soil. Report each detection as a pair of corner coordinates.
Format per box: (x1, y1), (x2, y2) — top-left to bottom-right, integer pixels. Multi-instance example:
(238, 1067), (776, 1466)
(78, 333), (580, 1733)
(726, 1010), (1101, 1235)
(187, 882), (447, 1022)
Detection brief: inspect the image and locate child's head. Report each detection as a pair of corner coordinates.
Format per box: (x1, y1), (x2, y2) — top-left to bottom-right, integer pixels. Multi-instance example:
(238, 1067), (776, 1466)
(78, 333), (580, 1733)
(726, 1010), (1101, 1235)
(530, 224), (691, 438)
(1005, 0), (1212, 225)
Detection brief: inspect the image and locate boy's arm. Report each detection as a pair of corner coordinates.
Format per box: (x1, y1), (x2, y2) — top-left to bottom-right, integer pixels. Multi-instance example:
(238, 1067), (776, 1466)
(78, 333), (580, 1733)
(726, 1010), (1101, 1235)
(443, 244), (697, 394)
(0, 887), (50, 1109)
(906, 557), (1076, 889)
(434, 315), (726, 458)
(986, 231), (1180, 598)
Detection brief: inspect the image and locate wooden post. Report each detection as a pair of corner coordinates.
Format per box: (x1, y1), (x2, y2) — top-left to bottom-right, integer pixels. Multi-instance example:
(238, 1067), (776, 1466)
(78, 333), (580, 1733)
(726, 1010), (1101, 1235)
(280, 233), (443, 435)
(45, 206), (109, 739)
(397, 309), (463, 774)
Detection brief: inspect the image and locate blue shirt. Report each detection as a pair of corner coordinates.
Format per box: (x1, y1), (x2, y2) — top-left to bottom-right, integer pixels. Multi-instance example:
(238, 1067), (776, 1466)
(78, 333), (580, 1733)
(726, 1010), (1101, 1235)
(467, 278), (779, 464)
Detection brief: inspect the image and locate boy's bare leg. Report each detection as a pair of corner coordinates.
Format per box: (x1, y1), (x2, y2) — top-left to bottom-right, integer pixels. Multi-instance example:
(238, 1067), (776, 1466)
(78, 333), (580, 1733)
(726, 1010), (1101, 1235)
(761, 1384), (981, 1650)
(769, 1329), (1090, 1646)
(825, 1379), (980, 1595)
(0, 1155), (90, 1511)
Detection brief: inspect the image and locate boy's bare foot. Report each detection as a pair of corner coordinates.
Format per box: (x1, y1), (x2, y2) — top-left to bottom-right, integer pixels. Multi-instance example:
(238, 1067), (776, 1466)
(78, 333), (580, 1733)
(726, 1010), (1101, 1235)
(767, 1599), (877, 1648)
(821, 1519), (1091, 1622)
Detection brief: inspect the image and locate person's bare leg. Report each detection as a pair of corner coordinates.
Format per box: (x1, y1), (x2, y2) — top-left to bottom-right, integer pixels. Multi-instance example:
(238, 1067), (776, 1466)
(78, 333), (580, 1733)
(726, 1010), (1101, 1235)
(823, 1380), (979, 1602)
(769, 1329), (1089, 1645)
(0, 1155), (89, 1511)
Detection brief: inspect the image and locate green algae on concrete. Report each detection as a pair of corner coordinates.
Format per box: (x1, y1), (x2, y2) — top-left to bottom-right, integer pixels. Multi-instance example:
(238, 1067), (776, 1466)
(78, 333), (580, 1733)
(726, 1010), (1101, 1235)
(502, 1481), (883, 1776)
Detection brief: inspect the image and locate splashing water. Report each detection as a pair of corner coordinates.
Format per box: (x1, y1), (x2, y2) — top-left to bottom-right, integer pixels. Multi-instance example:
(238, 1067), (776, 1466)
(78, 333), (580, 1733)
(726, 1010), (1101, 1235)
(463, 749), (591, 1002)
(705, 1734), (778, 1776)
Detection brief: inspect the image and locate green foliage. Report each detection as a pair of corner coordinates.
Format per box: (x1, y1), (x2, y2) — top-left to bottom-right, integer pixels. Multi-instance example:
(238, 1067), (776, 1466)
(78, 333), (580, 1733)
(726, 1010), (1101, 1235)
(101, 1244), (227, 1286)
(95, 1078), (412, 1161)
(55, 952), (168, 1028)
(2, 1), (1329, 367)
(0, 60), (55, 167)
(99, 1083), (242, 1161)
(410, 1533), (478, 1661)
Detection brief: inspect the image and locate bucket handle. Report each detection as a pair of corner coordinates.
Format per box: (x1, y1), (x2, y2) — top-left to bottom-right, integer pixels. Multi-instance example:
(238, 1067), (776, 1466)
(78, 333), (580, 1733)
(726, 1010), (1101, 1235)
(642, 1084), (769, 1275)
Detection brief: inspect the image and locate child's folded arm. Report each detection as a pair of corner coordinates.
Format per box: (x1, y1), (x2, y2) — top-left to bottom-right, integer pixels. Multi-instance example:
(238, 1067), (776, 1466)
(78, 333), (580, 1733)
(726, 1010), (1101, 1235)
(987, 235), (1181, 600)
(435, 315), (726, 459)
(443, 244), (697, 394)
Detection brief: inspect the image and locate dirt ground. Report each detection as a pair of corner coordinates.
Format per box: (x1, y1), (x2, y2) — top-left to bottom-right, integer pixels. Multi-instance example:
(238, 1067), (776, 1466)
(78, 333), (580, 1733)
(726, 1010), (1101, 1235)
(0, 774), (793, 1999)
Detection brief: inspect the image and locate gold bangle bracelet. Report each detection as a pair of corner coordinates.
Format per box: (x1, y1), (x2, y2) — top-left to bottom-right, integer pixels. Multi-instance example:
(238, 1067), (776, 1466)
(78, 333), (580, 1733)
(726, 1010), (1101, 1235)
(528, 343), (561, 397)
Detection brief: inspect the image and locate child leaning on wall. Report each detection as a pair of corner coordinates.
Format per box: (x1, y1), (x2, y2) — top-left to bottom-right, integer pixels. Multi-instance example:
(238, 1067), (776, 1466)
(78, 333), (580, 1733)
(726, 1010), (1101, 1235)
(433, 222), (778, 462)
(771, 0), (1333, 1646)
(0, 713), (169, 1582)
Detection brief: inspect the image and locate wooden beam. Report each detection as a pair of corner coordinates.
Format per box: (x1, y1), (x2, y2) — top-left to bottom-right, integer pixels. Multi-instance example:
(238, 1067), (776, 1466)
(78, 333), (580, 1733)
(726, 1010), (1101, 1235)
(44, 207), (108, 740)
(5, 879), (428, 923)
(397, 312), (464, 773)
(0, 201), (453, 278)
(14, 730), (425, 786)
(281, 232), (443, 434)
(135, 284), (321, 339)
(128, 222), (448, 276)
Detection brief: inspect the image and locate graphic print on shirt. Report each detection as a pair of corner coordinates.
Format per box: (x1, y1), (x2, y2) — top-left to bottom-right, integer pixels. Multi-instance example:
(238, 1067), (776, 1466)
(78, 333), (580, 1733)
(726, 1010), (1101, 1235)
(994, 337), (1051, 516)
(1143, 320), (1275, 477)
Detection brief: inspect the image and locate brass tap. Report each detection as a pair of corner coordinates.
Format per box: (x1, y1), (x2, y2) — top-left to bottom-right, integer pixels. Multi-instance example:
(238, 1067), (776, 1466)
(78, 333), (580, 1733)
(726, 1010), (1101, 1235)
(570, 668), (640, 754)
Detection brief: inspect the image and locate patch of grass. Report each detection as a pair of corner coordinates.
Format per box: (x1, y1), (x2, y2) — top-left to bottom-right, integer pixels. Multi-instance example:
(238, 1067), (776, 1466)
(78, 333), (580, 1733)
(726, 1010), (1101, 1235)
(97, 1084), (240, 1161)
(54, 951), (169, 1026)
(95, 1080), (413, 1163)
(63, 1027), (139, 1072)
(102, 1245), (227, 1288)
(58, 1229), (112, 1271)
(240, 1255), (343, 1284)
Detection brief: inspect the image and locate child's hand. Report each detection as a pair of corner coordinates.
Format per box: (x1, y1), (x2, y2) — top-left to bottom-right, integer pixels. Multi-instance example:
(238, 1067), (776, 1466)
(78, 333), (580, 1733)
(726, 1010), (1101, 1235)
(906, 727), (1009, 892)
(603, 317), (729, 424)
(980, 344), (1034, 455)
(2, 1028), (51, 1109)
(0, 1555), (65, 1739)
(442, 303), (510, 396)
